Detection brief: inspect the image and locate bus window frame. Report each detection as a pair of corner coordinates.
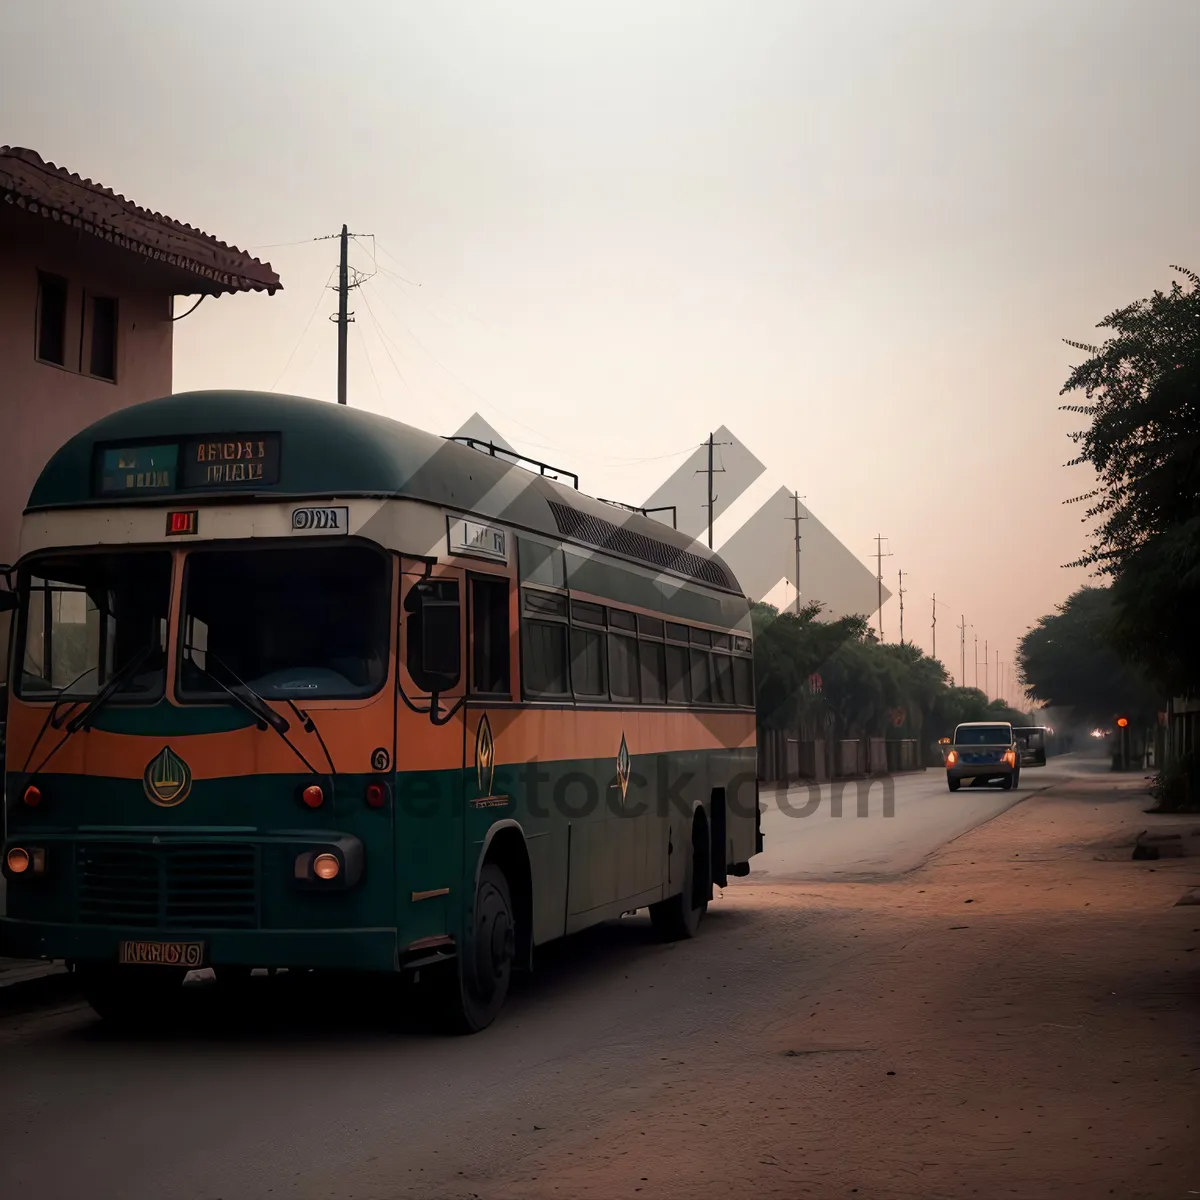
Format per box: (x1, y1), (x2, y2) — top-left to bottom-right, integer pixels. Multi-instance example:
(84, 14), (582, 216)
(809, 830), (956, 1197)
(519, 584), (571, 701)
(11, 546), (175, 707)
(467, 570), (513, 700)
(174, 536), (394, 706)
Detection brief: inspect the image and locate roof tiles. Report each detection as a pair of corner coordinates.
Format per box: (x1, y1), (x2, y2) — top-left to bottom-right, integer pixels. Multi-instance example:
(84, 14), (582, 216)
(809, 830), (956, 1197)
(0, 146), (281, 295)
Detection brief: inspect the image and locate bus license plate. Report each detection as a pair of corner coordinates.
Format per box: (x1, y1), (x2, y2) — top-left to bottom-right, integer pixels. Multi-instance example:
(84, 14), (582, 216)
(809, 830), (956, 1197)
(119, 940), (204, 967)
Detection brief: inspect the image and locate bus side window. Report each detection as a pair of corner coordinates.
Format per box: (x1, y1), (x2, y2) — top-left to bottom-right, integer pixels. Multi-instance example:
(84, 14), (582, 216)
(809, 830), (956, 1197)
(405, 579), (461, 692)
(470, 576), (511, 696)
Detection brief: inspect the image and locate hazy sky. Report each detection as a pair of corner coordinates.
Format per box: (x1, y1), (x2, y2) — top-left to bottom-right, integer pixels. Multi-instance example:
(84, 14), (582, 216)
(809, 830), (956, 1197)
(5, 0), (1198, 701)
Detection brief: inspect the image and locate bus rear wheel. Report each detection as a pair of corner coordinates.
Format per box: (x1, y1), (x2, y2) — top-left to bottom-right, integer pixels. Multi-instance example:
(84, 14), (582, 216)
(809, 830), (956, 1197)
(77, 964), (187, 1028)
(439, 863), (515, 1034)
(650, 817), (709, 941)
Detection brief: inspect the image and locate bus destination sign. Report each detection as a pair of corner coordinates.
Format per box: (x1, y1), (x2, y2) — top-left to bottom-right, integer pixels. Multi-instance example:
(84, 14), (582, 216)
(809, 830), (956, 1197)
(95, 433), (281, 496)
(180, 434), (281, 488)
(98, 444), (180, 495)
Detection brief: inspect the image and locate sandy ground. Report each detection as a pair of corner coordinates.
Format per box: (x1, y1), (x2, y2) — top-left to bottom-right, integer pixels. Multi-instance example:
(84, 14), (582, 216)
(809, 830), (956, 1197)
(480, 775), (1200, 1200)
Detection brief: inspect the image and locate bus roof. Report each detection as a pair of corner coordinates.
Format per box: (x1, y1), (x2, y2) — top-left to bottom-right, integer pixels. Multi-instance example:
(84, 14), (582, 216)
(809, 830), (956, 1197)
(25, 389), (744, 596)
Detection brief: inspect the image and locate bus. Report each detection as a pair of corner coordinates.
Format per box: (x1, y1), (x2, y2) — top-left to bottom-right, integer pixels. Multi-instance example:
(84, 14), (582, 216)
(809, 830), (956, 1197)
(0, 390), (760, 1032)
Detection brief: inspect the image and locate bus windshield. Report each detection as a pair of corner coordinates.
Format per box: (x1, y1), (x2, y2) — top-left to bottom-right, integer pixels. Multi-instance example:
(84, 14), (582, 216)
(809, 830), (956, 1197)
(15, 552), (171, 701)
(954, 725), (1012, 746)
(178, 545), (390, 700)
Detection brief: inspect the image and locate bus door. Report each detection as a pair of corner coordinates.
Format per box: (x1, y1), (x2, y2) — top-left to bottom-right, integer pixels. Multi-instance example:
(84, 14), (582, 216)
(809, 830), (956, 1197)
(396, 560), (468, 952)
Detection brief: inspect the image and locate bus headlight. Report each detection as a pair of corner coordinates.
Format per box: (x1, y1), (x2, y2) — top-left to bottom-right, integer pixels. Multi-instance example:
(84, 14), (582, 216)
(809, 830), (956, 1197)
(4, 847), (47, 877)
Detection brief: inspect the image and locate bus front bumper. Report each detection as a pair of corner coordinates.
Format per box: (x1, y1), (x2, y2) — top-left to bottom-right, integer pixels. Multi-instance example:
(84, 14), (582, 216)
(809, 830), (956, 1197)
(0, 918), (400, 974)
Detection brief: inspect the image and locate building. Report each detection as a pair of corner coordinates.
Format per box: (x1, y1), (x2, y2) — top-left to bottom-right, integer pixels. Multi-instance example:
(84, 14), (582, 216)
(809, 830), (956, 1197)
(0, 146), (281, 579)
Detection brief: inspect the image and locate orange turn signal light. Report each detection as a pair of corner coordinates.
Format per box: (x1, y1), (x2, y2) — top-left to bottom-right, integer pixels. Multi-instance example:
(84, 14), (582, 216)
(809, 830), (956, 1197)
(6, 848), (30, 874)
(301, 785), (324, 809)
(312, 853), (340, 881)
(945, 750), (958, 766)
(23, 785), (41, 807)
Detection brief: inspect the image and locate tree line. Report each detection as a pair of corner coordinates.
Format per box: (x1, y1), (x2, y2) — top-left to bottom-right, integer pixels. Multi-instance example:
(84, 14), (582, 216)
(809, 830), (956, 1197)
(1016, 266), (1200, 810)
(752, 600), (1029, 757)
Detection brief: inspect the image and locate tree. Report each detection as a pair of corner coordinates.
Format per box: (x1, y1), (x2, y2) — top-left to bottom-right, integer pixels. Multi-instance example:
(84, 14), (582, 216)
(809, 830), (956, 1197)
(1060, 268), (1200, 694)
(1017, 586), (1157, 725)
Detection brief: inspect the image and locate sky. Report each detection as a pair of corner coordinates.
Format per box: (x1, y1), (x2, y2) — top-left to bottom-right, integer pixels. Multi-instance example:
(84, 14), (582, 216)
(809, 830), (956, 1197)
(4, 0), (1198, 704)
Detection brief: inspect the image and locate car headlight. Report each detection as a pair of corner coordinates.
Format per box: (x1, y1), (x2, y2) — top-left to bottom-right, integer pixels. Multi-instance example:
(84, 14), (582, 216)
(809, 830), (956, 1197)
(945, 750), (958, 766)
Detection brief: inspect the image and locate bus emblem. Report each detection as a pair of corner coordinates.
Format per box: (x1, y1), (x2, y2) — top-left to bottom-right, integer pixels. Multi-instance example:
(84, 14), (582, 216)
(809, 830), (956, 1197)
(476, 714), (495, 796)
(143, 746), (192, 807)
(616, 734), (631, 801)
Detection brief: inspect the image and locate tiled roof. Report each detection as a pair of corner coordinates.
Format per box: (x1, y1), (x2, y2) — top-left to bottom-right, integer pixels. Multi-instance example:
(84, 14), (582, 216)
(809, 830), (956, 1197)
(0, 146), (281, 295)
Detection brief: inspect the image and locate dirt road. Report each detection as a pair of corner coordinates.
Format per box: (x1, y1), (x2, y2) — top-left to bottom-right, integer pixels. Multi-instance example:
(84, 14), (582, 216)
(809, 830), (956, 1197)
(0, 771), (1195, 1199)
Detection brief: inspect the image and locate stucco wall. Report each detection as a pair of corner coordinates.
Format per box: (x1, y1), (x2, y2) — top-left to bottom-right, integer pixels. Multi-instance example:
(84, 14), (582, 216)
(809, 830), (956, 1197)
(0, 225), (174, 683)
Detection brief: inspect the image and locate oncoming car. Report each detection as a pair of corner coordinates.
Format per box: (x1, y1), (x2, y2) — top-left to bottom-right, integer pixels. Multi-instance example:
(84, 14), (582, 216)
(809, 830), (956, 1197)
(944, 722), (1019, 792)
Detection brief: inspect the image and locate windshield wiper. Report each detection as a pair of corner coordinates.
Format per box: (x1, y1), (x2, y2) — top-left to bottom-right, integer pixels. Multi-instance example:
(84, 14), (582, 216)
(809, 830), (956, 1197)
(25, 643), (159, 777)
(66, 643), (158, 733)
(182, 646), (289, 735)
(183, 646), (329, 778)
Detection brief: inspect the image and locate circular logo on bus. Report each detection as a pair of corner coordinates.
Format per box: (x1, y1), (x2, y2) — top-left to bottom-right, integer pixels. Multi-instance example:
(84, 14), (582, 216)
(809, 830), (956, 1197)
(371, 746), (391, 772)
(143, 745), (192, 808)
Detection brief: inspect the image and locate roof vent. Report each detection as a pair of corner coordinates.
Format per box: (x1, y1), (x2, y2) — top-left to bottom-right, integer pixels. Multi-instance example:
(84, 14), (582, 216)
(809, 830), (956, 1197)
(547, 500), (734, 589)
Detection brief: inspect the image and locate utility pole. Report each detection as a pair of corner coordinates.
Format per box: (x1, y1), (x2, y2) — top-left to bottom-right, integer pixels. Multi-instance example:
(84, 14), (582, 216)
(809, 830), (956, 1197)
(974, 634), (979, 688)
(874, 536), (893, 641)
(931, 594), (937, 661)
(984, 639), (989, 697)
(959, 615), (967, 687)
(898, 569), (906, 645)
(696, 433), (728, 549)
(996, 650), (1000, 703)
(786, 493), (808, 615)
(336, 224), (350, 405)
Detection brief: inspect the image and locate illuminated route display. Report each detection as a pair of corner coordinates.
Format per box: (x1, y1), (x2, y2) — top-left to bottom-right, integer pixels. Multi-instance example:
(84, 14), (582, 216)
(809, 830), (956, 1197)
(96, 434), (281, 495)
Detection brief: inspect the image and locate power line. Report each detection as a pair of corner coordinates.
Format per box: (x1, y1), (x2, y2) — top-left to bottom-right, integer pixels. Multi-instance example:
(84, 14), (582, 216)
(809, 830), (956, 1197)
(271, 265), (336, 392)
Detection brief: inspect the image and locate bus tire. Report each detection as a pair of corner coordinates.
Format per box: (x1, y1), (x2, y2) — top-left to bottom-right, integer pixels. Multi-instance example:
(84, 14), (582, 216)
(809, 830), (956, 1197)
(650, 816), (709, 941)
(78, 964), (187, 1029)
(441, 863), (515, 1034)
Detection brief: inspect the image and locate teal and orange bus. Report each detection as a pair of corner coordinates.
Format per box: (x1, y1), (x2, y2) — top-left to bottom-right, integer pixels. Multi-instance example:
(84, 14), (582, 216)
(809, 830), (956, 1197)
(0, 391), (760, 1031)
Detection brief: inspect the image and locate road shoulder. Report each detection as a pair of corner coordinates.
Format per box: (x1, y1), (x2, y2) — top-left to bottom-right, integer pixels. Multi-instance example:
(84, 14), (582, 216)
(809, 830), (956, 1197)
(484, 773), (1200, 1199)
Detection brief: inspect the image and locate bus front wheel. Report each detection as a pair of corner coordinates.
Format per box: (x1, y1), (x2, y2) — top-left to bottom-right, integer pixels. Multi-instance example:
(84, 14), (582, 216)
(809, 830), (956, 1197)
(440, 863), (515, 1034)
(650, 817), (710, 941)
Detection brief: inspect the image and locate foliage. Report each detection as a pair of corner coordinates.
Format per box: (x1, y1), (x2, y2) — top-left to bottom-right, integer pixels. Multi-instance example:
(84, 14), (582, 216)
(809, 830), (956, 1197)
(1016, 586), (1157, 725)
(751, 602), (1024, 743)
(1060, 268), (1200, 574)
(1060, 268), (1200, 696)
(1148, 749), (1200, 814)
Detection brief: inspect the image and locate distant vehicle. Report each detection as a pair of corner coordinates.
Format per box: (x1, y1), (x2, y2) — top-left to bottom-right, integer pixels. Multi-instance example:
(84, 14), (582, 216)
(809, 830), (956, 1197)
(944, 722), (1019, 792)
(1013, 726), (1047, 767)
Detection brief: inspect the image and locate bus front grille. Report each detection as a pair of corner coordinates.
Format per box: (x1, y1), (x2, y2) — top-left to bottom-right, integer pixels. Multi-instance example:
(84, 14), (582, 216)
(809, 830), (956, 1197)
(76, 843), (260, 930)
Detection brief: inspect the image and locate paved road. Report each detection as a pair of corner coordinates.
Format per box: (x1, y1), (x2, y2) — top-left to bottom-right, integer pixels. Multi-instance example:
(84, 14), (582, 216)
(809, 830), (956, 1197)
(754, 751), (1111, 881)
(0, 752), (1118, 1200)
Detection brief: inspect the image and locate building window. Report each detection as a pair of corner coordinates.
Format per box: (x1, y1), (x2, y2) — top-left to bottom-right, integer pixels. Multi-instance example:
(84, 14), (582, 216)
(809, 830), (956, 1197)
(470, 576), (510, 696)
(36, 273), (68, 366)
(88, 295), (118, 381)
